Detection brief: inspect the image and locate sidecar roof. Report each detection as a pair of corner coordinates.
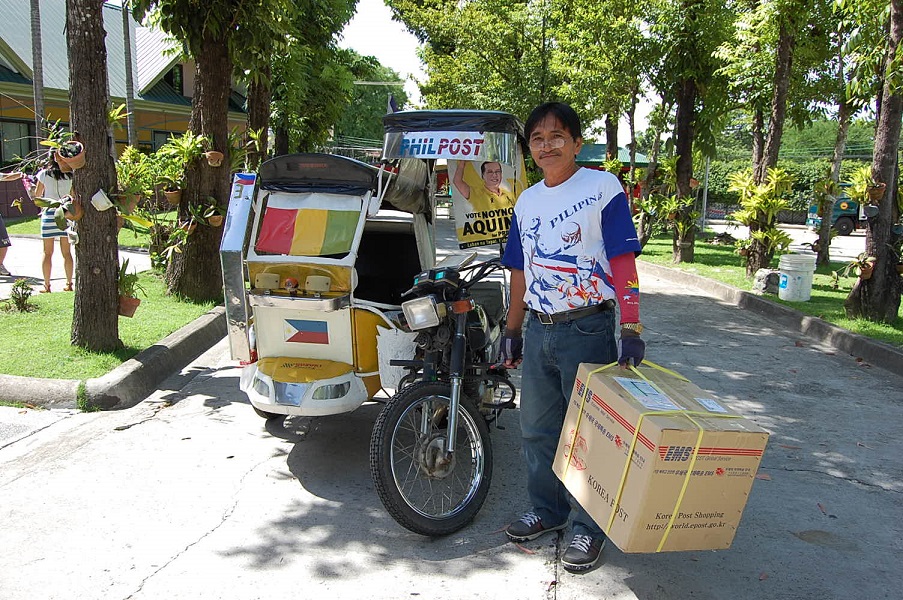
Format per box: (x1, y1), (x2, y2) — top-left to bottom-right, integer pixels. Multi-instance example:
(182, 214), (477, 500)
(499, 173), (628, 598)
(258, 153), (377, 195)
(383, 110), (523, 135)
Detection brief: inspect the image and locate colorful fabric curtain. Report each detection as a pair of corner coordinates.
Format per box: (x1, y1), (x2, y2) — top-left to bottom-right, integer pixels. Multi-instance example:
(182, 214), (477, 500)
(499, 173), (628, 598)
(254, 193), (362, 257)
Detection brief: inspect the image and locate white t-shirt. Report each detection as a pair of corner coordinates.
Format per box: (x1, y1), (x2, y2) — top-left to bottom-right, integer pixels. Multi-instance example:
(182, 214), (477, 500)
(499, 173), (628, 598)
(37, 169), (73, 201)
(501, 168), (640, 314)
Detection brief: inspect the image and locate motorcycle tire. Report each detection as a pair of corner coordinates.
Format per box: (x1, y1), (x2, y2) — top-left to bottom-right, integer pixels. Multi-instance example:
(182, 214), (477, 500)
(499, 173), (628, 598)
(370, 381), (493, 536)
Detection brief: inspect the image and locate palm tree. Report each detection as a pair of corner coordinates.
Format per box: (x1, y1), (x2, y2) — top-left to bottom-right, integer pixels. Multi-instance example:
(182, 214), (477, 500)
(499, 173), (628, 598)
(30, 0), (44, 140)
(121, 0), (138, 146)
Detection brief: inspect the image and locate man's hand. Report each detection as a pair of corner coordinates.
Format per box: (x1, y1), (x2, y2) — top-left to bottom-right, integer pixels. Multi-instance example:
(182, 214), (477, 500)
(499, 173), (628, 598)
(618, 329), (645, 367)
(498, 329), (523, 368)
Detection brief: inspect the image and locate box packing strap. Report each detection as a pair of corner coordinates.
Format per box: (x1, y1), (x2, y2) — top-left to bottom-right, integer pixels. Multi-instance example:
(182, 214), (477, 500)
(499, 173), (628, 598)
(562, 361), (744, 552)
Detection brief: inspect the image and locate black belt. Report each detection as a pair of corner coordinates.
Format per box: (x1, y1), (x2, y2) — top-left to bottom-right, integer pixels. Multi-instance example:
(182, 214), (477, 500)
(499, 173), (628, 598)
(530, 299), (616, 325)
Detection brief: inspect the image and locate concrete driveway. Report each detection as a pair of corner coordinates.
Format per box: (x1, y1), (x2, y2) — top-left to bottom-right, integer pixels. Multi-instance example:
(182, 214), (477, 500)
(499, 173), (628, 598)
(1, 244), (901, 599)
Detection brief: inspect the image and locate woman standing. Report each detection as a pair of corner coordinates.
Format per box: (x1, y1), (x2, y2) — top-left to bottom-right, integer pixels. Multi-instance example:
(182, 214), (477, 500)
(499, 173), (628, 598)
(32, 154), (74, 293)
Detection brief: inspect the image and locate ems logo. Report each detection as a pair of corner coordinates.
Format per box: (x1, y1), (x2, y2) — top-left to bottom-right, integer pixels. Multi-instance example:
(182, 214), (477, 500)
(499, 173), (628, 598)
(284, 319), (329, 344)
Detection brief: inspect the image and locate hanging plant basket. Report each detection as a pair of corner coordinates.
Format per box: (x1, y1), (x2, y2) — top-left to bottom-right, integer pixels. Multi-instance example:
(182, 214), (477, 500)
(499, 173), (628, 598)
(0, 171), (23, 182)
(205, 151), (224, 167)
(856, 263), (874, 280)
(119, 193), (139, 214)
(63, 197), (84, 222)
(868, 182), (887, 203)
(207, 214), (224, 227)
(179, 221), (197, 235)
(164, 189), (183, 206)
(56, 141), (86, 170)
(118, 295), (141, 318)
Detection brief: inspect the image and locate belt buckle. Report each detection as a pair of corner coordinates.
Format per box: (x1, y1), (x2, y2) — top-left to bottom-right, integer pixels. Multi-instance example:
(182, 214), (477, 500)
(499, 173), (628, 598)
(537, 311), (553, 325)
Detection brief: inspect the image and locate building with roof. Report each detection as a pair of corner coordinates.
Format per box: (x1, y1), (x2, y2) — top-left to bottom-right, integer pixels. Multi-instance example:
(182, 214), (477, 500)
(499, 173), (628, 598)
(0, 0), (247, 217)
(0, 0), (247, 166)
(575, 143), (649, 169)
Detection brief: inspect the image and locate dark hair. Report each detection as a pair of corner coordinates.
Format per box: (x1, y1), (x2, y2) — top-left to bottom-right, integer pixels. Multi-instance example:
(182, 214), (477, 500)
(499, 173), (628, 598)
(480, 161), (502, 175)
(44, 152), (72, 181)
(524, 102), (582, 141)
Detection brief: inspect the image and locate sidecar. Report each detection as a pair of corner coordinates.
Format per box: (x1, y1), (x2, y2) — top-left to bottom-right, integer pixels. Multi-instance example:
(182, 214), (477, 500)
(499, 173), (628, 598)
(221, 110), (526, 420)
(220, 153), (435, 417)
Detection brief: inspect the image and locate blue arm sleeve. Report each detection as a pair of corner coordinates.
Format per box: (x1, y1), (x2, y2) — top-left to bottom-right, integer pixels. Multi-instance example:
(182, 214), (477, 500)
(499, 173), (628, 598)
(602, 191), (642, 259)
(501, 215), (524, 270)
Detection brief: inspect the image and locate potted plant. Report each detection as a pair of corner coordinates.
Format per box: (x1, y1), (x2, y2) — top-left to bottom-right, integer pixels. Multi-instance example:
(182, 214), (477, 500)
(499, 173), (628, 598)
(187, 197), (224, 227)
(32, 195), (83, 229)
(39, 120), (86, 171)
(156, 157), (185, 206)
(205, 150), (224, 167)
(118, 258), (146, 318)
(843, 253), (878, 280)
(115, 146), (153, 213)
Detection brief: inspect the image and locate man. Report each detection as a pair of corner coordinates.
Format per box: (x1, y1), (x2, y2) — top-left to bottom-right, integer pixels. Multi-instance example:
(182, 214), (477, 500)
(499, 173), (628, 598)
(451, 160), (516, 208)
(499, 102), (645, 573)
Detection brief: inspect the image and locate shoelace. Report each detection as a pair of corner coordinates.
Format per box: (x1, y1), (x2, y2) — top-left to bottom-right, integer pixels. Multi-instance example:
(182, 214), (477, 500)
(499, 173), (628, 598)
(519, 512), (541, 527)
(569, 534), (593, 553)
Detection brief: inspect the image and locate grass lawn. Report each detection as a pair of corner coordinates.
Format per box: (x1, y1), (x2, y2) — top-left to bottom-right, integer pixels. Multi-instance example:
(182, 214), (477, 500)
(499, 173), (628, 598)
(0, 270), (215, 379)
(640, 233), (903, 349)
(5, 212), (176, 249)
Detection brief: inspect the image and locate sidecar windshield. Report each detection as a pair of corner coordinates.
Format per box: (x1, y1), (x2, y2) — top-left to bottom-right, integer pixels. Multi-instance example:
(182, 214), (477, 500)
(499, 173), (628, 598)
(254, 192), (361, 258)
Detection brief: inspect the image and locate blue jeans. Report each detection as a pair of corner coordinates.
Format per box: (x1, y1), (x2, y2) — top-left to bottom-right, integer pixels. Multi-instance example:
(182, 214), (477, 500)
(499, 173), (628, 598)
(519, 309), (618, 538)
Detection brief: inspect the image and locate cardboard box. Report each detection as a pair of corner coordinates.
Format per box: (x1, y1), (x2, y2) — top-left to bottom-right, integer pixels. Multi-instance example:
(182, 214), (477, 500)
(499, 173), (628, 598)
(553, 363), (769, 553)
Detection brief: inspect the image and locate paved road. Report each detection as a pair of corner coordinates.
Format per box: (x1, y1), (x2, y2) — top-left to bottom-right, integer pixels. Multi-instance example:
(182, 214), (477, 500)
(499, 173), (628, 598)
(705, 221), (865, 263)
(0, 216), (900, 600)
(0, 236), (152, 300)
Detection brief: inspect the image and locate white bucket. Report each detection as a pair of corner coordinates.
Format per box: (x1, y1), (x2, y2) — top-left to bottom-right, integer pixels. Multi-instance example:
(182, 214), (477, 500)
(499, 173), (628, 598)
(778, 252), (817, 302)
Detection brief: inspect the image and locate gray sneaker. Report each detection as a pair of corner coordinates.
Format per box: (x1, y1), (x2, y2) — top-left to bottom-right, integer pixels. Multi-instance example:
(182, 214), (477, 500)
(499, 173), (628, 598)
(0, 264), (9, 276)
(561, 534), (606, 572)
(505, 511), (567, 542)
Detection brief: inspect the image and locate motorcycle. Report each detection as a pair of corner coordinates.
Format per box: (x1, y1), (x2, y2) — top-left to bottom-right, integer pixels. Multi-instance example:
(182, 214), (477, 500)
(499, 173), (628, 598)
(369, 252), (517, 536)
(220, 109), (528, 536)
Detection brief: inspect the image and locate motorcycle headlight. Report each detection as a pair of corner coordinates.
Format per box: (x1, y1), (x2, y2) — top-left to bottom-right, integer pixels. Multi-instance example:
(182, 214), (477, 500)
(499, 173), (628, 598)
(402, 296), (445, 330)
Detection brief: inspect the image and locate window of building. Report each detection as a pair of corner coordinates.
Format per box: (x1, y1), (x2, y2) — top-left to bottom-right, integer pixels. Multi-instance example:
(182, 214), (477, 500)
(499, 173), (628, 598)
(162, 64), (183, 95)
(152, 130), (180, 151)
(1, 120), (36, 166)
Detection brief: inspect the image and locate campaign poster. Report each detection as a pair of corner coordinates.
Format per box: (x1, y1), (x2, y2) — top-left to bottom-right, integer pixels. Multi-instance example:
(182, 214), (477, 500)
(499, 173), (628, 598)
(449, 158), (526, 249)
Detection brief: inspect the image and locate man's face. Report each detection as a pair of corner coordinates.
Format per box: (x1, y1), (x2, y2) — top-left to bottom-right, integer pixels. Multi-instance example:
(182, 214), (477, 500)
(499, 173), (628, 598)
(528, 115), (582, 173)
(482, 162), (503, 190)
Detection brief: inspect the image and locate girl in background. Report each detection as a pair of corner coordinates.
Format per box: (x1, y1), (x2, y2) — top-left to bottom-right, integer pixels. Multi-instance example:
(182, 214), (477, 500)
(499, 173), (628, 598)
(32, 153), (74, 293)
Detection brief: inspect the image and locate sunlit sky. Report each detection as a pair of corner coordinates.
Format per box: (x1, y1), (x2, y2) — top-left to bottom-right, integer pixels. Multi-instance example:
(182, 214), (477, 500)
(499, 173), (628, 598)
(339, 0), (651, 134)
(339, 0), (425, 107)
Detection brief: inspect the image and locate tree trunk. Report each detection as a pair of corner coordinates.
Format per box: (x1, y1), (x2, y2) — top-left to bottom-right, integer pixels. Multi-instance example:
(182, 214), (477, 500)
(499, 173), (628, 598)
(627, 83), (638, 183)
(748, 16), (796, 275)
(274, 126), (289, 156)
(755, 19), (795, 184)
(605, 114), (619, 162)
(165, 32), (231, 303)
(121, 3), (138, 147)
(30, 0), (45, 138)
(246, 63), (272, 171)
(845, 0), (903, 323)
(817, 97), (852, 266)
(67, 0), (121, 351)
(672, 78), (696, 264)
(751, 108), (764, 171)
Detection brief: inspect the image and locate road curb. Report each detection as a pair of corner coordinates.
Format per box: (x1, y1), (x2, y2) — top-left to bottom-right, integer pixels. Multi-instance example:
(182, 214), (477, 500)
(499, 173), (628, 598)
(0, 306), (226, 410)
(638, 261), (903, 374)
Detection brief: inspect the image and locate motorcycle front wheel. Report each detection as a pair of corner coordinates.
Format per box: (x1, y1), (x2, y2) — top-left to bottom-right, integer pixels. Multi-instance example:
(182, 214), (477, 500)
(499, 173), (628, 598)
(370, 381), (493, 536)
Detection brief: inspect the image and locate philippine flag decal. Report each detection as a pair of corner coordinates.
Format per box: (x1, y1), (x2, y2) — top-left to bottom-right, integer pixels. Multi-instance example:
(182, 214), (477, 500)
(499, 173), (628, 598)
(284, 319), (329, 344)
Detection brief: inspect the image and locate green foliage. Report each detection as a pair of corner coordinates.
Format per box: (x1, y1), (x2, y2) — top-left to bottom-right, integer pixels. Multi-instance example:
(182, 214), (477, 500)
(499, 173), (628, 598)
(118, 258), (147, 299)
(5, 279), (34, 312)
(848, 164), (876, 204)
(0, 272), (215, 379)
(640, 233), (903, 347)
(115, 146), (155, 198)
(333, 51), (409, 141)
